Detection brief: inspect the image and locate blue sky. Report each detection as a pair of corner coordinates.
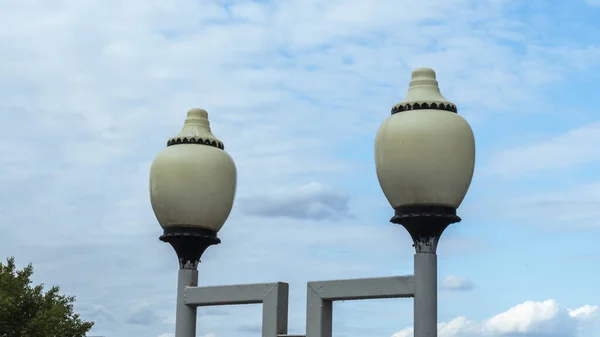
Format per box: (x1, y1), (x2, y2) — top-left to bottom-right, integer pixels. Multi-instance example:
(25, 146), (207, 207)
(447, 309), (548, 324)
(1, 0), (600, 336)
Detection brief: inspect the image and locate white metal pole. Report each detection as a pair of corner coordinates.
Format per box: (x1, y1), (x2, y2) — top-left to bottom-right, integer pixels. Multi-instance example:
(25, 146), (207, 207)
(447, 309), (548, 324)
(413, 252), (437, 337)
(175, 268), (198, 337)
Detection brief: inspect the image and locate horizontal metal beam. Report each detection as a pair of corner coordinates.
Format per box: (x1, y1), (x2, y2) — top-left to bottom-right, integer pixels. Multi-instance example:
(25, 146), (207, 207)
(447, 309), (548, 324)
(185, 282), (283, 306)
(308, 275), (415, 301)
(305, 275), (415, 337)
(184, 282), (289, 337)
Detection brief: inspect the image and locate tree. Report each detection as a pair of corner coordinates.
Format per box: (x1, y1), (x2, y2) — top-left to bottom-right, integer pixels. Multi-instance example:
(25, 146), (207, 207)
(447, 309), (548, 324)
(0, 257), (94, 337)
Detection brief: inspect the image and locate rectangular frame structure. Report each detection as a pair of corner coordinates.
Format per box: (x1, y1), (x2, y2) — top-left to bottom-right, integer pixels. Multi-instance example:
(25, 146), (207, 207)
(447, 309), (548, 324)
(185, 282), (290, 337)
(306, 275), (416, 337)
(182, 276), (415, 337)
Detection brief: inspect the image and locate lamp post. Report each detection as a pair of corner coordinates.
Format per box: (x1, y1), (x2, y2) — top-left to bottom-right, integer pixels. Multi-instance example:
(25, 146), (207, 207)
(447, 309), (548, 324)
(149, 108), (237, 337)
(149, 68), (475, 337)
(375, 67), (476, 336)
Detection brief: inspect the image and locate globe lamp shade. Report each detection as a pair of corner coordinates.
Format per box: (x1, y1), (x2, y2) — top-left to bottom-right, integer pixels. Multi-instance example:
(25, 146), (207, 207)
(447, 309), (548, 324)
(149, 108), (237, 233)
(374, 68), (475, 212)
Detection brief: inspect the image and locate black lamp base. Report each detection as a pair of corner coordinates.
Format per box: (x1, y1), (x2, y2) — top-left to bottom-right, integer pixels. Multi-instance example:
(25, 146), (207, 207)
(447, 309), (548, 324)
(391, 205), (461, 254)
(160, 226), (221, 269)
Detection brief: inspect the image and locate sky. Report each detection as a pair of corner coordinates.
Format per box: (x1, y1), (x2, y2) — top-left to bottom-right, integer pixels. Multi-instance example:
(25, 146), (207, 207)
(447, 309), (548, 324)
(0, 0), (599, 336)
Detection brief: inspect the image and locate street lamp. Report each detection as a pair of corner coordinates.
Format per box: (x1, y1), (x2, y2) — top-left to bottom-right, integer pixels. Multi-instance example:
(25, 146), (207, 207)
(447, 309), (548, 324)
(149, 68), (475, 337)
(375, 67), (476, 336)
(149, 108), (237, 337)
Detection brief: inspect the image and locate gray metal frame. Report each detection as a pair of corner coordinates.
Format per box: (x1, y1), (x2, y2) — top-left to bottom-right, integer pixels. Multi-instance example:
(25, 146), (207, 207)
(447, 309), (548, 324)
(306, 276), (415, 337)
(185, 282), (290, 337)
(184, 276), (415, 337)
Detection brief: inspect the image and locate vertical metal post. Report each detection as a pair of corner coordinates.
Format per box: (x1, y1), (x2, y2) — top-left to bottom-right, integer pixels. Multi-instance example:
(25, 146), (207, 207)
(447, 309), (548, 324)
(306, 285), (333, 337)
(414, 253), (437, 337)
(391, 205), (459, 337)
(262, 283), (290, 337)
(176, 268), (198, 337)
(160, 227), (220, 337)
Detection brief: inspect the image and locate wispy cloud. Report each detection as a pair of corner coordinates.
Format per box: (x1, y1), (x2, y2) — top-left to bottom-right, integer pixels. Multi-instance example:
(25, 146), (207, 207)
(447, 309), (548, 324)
(483, 121), (600, 177)
(238, 182), (353, 221)
(441, 275), (475, 292)
(126, 303), (163, 326)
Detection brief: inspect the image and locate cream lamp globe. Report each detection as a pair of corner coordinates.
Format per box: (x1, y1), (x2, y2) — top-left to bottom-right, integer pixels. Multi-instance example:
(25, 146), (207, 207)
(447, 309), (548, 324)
(374, 68), (475, 222)
(149, 108), (237, 268)
(374, 68), (475, 337)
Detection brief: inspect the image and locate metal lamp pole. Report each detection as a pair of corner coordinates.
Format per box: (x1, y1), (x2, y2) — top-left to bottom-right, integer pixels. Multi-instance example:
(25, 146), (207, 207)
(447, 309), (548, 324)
(149, 108), (236, 337)
(149, 68), (475, 337)
(375, 67), (476, 336)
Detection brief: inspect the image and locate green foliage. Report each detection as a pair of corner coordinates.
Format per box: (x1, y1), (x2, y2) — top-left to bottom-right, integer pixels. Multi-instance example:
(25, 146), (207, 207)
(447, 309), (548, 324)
(0, 257), (94, 337)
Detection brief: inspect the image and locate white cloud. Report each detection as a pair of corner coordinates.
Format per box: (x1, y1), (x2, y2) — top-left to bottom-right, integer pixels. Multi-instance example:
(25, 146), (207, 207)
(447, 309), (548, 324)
(570, 305), (600, 320)
(238, 182), (352, 221)
(392, 300), (598, 337)
(496, 182), (600, 229)
(80, 304), (116, 325)
(441, 275), (475, 292)
(484, 121), (600, 177)
(126, 303), (163, 326)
